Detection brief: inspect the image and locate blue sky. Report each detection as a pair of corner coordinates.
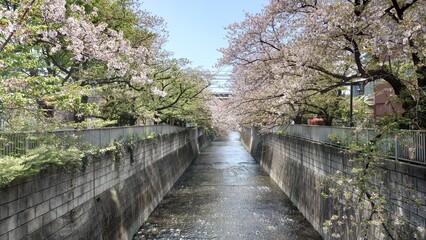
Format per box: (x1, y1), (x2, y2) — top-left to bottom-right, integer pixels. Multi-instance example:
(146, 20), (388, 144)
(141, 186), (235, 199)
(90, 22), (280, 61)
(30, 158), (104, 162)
(141, 0), (268, 72)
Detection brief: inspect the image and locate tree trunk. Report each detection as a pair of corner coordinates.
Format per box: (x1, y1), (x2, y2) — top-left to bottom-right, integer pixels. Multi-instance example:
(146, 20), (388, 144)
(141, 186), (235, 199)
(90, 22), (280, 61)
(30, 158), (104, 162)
(324, 115), (333, 126)
(117, 113), (137, 126)
(37, 100), (54, 118)
(73, 95), (88, 123)
(293, 115), (303, 124)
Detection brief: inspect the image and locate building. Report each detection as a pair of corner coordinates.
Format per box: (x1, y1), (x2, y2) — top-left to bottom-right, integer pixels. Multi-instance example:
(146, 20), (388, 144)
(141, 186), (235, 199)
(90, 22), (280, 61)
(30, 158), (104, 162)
(209, 74), (233, 100)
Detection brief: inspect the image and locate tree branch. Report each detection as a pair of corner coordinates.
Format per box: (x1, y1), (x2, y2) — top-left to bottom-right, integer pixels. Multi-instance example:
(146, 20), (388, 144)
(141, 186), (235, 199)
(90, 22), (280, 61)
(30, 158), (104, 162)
(344, 34), (366, 75)
(259, 38), (281, 51)
(0, 0), (37, 52)
(155, 84), (187, 111)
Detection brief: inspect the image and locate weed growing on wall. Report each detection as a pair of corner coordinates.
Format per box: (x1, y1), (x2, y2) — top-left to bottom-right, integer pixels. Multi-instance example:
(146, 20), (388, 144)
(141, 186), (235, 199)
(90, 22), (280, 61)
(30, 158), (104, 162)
(0, 143), (83, 186)
(0, 131), (159, 187)
(321, 122), (425, 239)
(125, 133), (145, 164)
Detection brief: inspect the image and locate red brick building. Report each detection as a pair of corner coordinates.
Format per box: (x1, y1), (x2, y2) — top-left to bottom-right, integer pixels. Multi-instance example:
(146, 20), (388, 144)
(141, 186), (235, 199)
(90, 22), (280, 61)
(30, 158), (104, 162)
(373, 82), (404, 117)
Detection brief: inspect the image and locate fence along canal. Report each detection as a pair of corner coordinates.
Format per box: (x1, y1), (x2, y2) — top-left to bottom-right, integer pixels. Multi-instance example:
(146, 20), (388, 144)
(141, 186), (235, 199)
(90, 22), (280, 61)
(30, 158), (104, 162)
(0, 125), (186, 157)
(273, 124), (426, 165)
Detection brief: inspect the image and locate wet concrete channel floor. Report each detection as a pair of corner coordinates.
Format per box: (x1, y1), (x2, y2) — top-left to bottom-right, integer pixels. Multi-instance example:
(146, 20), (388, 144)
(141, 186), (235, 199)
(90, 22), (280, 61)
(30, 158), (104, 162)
(134, 132), (322, 240)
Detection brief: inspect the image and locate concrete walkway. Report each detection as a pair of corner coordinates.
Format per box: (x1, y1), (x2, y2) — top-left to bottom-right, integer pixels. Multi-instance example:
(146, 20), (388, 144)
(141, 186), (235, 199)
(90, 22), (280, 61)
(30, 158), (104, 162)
(134, 132), (322, 239)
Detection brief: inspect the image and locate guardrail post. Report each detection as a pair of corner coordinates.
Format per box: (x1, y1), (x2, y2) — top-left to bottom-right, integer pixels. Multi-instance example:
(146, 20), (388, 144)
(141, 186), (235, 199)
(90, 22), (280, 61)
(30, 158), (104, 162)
(395, 135), (398, 161)
(366, 130), (369, 145)
(25, 134), (29, 155)
(355, 130), (358, 143)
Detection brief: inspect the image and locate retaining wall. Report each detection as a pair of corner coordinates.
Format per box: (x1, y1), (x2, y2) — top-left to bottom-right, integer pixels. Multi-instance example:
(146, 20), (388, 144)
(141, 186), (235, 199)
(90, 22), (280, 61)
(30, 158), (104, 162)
(0, 129), (209, 240)
(242, 128), (426, 239)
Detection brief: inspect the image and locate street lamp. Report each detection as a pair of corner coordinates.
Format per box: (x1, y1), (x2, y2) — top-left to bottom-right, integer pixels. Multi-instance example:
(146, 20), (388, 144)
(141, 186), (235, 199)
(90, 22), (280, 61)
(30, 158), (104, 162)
(349, 80), (365, 127)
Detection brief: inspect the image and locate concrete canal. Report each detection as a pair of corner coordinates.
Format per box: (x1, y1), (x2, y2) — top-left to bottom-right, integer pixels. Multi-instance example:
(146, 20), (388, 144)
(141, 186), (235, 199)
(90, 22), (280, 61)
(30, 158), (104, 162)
(134, 132), (322, 239)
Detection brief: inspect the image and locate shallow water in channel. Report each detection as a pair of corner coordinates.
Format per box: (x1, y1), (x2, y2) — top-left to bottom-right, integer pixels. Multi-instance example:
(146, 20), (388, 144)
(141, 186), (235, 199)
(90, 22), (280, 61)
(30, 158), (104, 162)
(133, 132), (322, 240)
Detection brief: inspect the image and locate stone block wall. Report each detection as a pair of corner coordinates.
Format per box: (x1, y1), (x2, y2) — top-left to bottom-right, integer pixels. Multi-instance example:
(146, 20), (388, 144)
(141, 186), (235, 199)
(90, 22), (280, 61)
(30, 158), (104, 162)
(0, 129), (208, 240)
(242, 129), (426, 239)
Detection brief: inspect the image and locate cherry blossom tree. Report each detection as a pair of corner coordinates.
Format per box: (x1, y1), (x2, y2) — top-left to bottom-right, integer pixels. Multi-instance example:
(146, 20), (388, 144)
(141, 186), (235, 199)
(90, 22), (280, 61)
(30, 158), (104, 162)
(208, 96), (238, 134)
(0, 0), (214, 189)
(220, 0), (425, 238)
(0, 0), (152, 129)
(99, 58), (211, 126)
(220, 0), (425, 129)
(1, 0), (211, 131)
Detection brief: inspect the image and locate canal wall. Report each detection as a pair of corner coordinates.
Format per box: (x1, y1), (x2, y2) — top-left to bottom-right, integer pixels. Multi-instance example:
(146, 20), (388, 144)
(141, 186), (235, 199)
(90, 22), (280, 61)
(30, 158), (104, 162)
(0, 128), (210, 240)
(241, 128), (426, 239)
(240, 127), (263, 161)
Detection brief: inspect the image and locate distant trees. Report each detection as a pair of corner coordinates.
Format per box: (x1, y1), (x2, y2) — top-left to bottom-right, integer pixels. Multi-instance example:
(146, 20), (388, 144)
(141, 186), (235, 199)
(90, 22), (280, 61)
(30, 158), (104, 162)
(0, 0), (212, 131)
(220, 0), (425, 129)
(208, 97), (238, 134)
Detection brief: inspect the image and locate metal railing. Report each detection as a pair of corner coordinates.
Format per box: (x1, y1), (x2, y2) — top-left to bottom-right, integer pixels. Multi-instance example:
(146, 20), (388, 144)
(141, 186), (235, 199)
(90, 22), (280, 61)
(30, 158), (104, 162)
(273, 125), (426, 165)
(0, 132), (40, 157)
(1, 125), (186, 157)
